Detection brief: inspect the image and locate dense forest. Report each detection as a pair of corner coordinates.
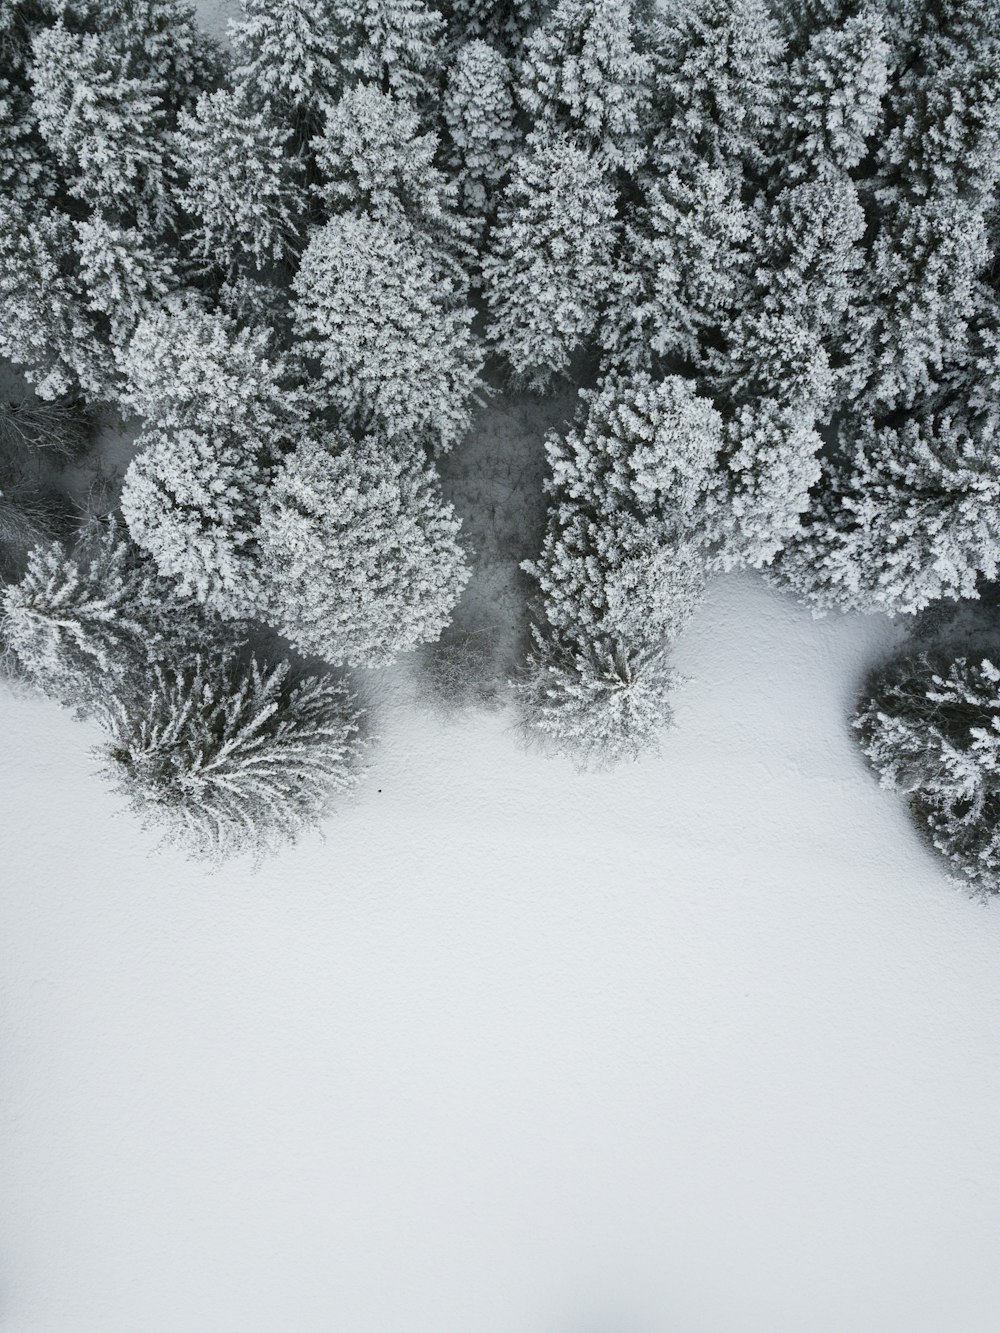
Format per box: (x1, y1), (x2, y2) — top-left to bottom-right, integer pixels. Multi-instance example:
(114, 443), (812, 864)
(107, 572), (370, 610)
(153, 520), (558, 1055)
(0, 0), (998, 888)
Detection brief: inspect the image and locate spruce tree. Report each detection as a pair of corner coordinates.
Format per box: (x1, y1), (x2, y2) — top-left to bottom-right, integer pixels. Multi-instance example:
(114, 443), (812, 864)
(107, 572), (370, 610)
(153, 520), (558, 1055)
(176, 89), (307, 271)
(856, 650), (1000, 896)
(515, 0), (652, 169)
(482, 133), (617, 391)
(442, 39), (518, 217)
(293, 212), (481, 452)
(99, 651), (364, 863)
(257, 434), (469, 667)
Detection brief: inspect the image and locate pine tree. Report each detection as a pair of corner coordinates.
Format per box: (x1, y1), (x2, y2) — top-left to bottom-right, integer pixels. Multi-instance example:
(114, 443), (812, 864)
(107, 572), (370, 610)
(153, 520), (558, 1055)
(117, 304), (304, 617)
(517, 374), (721, 761)
(437, 0), (548, 53)
(774, 412), (1000, 616)
(482, 133), (617, 390)
(442, 39), (518, 217)
(292, 212), (482, 452)
(0, 201), (109, 401)
(29, 23), (175, 228)
(176, 89), (307, 271)
(312, 83), (471, 272)
(230, 0), (344, 123)
(98, 651), (364, 863)
(649, 0), (785, 172)
(514, 631), (678, 767)
(74, 217), (178, 342)
(783, 6), (890, 177)
(329, 0), (445, 104)
(0, 521), (229, 709)
(855, 650), (1000, 896)
(516, 0), (652, 169)
(116, 300), (306, 443)
(256, 433), (470, 667)
(600, 163), (752, 373)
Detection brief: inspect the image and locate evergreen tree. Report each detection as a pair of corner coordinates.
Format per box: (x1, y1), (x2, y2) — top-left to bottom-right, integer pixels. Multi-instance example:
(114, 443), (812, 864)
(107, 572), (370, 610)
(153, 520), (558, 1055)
(176, 89), (307, 271)
(74, 217), (178, 342)
(442, 39), (518, 217)
(516, 0), (652, 169)
(230, 0), (344, 124)
(117, 304), (304, 617)
(329, 0), (445, 104)
(29, 23), (174, 228)
(482, 133), (617, 390)
(293, 212), (482, 452)
(856, 650), (1000, 896)
(783, 6), (890, 177)
(0, 201), (109, 400)
(518, 374), (721, 761)
(649, 0), (785, 172)
(0, 521), (228, 709)
(257, 434), (469, 667)
(774, 412), (1000, 616)
(311, 83), (471, 272)
(437, 0), (548, 53)
(601, 163), (752, 373)
(98, 651), (364, 863)
(120, 421), (266, 620)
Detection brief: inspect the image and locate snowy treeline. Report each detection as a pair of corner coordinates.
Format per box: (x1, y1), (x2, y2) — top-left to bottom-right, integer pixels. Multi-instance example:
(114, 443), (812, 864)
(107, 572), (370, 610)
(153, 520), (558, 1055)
(0, 0), (998, 877)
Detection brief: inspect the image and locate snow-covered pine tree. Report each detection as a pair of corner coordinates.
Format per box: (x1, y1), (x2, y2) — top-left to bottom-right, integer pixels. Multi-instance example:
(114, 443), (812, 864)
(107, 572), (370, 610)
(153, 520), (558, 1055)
(442, 39), (518, 218)
(229, 0), (344, 126)
(116, 300), (306, 442)
(855, 650), (1000, 896)
(0, 202), (109, 400)
(515, 0), (653, 170)
(98, 651), (364, 863)
(482, 133), (617, 391)
(0, 521), (230, 709)
(257, 433), (469, 667)
(328, 0), (445, 104)
(773, 411), (1000, 616)
(74, 217), (178, 344)
(176, 89), (307, 272)
(311, 83), (471, 274)
(600, 163), (752, 374)
(783, 5), (890, 179)
(292, 212), (481, 452)
(120, 421), (266, 620)
(0, 0), (60, 207)
(29, 23), (173, 229)
(118, 303), (305, 617)
(648, 0), (785, 173)
(517, 374), (722, 762)
(437, 0), (549, 53)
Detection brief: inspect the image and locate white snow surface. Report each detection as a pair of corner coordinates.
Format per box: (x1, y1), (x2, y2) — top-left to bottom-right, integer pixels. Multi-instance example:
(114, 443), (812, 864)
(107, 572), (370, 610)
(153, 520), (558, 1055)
(5, 572), (1000, 1333)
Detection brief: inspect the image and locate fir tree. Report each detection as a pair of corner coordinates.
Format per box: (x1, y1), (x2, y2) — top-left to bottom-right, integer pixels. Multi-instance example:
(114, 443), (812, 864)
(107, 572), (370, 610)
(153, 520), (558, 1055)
(311, 83), (471, 272)
(98, 651), (364, 863)
(0, 202), (108, 400)
(292, 212), (482, 452)
(29, 23), (175, 228)
(482, 133), (617, 391)
(601, 163), (752, 373)
(649, 0), (786, 172)
(329, 0), (445, 104)
(257, 434), (470, 667)
(442, 39), (518, 217)
(774, 412), (1000, 616)
(518, 374), (721, 761)
(74, 217), (178, 342)
(856, 650), (1000, 896)
(516, 0), (652, 169)
(0, 521), (228, 709)
(176, 89), (307, 271)
(229, 0), (344, 124)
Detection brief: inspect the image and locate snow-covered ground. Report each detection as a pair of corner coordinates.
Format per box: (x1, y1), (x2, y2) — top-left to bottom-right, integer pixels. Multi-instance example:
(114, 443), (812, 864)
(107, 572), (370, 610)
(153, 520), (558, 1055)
(5, 568), (1000, 1333)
